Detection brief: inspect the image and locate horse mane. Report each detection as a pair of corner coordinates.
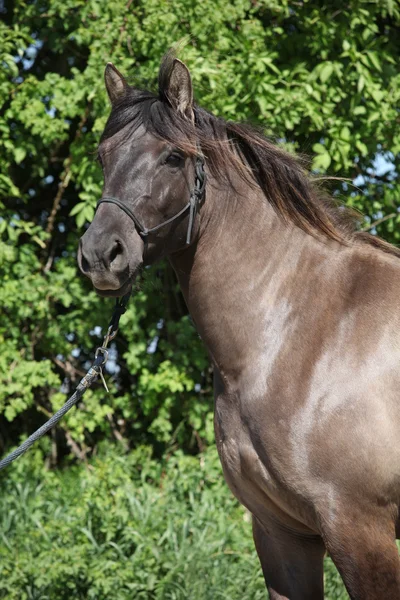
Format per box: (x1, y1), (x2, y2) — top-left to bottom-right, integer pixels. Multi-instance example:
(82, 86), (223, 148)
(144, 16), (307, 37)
(101, 53), (400, 258)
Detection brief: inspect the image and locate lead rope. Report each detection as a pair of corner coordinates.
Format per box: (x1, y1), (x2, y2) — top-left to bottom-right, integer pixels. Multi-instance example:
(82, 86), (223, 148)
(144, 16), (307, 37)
(0, 292), (131, 472)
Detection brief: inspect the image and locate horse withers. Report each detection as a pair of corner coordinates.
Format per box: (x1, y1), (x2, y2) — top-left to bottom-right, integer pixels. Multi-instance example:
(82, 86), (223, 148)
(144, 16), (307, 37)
(78, 53), (400, 599)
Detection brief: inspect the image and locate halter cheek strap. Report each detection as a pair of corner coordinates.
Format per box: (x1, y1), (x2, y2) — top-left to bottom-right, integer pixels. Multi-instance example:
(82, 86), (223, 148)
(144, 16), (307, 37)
(96, 155), (206, 246)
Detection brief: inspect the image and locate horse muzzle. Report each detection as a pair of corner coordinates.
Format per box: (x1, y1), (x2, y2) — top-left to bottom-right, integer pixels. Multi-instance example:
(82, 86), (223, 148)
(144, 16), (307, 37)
(78, 225), (143, 297)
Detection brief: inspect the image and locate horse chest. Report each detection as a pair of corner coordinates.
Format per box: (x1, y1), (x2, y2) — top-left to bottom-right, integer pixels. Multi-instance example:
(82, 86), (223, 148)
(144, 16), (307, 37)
(214, 394), (278, 511)
(214, 391), (316, 532)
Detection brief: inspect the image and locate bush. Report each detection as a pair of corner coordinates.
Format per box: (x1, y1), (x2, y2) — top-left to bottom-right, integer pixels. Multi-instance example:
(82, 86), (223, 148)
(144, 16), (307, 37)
(1, 0), (400, 462)
(0, 443), (348, 599)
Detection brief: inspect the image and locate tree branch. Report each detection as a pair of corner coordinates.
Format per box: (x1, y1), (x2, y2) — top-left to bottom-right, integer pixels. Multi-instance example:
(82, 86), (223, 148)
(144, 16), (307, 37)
(362, 212), (397, 232)
(52, 356), (87, 380)
(43, 104), (90, 256)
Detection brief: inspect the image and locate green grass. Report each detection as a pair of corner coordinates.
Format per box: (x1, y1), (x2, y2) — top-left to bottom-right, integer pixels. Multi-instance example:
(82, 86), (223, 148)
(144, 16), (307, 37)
(0, 444), (347, 599)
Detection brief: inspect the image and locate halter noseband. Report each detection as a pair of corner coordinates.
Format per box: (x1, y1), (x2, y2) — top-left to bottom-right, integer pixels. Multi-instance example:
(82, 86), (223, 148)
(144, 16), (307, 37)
(96, 155), (206, 246)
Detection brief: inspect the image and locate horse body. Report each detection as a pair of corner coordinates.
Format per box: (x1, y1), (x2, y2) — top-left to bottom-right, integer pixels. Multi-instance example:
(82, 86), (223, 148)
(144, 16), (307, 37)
(79, 53), (400, 598)
(172, 174), (400, 529)
(173, 188), (400, 598)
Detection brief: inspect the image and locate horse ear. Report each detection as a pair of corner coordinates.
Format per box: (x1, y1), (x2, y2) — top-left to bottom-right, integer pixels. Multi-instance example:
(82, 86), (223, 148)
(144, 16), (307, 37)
(162, 58), (194, 121)
(104, 63), (127, 104)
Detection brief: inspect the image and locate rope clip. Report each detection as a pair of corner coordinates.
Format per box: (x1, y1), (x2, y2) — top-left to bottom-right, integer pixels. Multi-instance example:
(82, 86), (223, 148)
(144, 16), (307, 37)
(101, 325), (118, 349)
(94, 328), (114, 393)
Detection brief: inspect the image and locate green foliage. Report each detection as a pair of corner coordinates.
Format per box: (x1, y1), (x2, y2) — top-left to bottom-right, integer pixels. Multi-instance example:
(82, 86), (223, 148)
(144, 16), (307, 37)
(1, 0), (400, 463)
(0, 445), (348, 600)
(1, 0), (400, 462)
(1, 2), (400, 595)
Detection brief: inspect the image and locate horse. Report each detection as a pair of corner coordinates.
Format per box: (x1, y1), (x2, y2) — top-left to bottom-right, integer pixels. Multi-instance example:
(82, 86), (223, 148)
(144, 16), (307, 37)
(78, 51), (400, 599)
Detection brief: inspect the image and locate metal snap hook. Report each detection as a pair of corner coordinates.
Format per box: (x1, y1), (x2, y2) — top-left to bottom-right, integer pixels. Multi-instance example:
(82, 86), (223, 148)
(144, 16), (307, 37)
(95, 346), (109, 364)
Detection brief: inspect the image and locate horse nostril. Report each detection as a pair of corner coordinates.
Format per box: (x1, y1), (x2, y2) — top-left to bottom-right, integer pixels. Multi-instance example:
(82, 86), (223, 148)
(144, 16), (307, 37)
(80, 249), (90, 273)
(108, 240), (124, 268)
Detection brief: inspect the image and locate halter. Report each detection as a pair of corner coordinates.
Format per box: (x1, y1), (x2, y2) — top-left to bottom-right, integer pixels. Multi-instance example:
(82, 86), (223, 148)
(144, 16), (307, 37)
(96, 155), (206, 246)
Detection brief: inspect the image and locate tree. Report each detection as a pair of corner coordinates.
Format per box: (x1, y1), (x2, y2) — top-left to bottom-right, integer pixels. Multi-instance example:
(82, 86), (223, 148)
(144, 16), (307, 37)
(1, 0), (400, 463)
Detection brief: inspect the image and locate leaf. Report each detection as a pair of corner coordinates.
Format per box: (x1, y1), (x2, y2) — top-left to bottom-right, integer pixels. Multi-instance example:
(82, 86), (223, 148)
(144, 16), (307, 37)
(319, 63), (334, 83)
(312, 152), (331, 171)
(76, 209), (87, 228)
(304, 83), (313, 95)
(69, 202), (86, 216)
(356, 140), (368, 156)
(14, 148), (26, 164)
(84, 205), (95, 222)
(367, 51), (382, 72)
(3, 53), (19, 77)
(312, 143), (326, 154)
(353, 106), (367, 115)
(370, 89), (384, 103)
(357, 74), (365, 93)
(340, 126), (351, 142)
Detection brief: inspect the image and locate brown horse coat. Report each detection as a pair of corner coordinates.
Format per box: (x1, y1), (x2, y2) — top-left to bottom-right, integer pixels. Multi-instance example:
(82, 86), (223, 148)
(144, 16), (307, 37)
(79, 53), (400, 599)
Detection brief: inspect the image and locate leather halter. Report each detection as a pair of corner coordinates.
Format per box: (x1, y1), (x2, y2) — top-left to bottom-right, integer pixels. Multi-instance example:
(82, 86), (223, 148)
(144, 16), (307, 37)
(96, 155), (206, 246)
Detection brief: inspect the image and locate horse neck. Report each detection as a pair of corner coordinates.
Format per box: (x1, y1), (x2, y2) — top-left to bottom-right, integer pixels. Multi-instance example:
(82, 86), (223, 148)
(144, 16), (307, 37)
(170, 173), (332, 383)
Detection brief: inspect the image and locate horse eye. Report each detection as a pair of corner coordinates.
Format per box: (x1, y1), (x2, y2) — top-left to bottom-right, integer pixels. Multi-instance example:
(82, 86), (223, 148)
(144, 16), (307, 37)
(165, 152), (184, 167)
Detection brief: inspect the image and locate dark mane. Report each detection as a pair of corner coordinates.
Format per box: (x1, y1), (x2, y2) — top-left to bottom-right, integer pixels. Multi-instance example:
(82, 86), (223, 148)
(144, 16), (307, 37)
(101, 53), (400, 258)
